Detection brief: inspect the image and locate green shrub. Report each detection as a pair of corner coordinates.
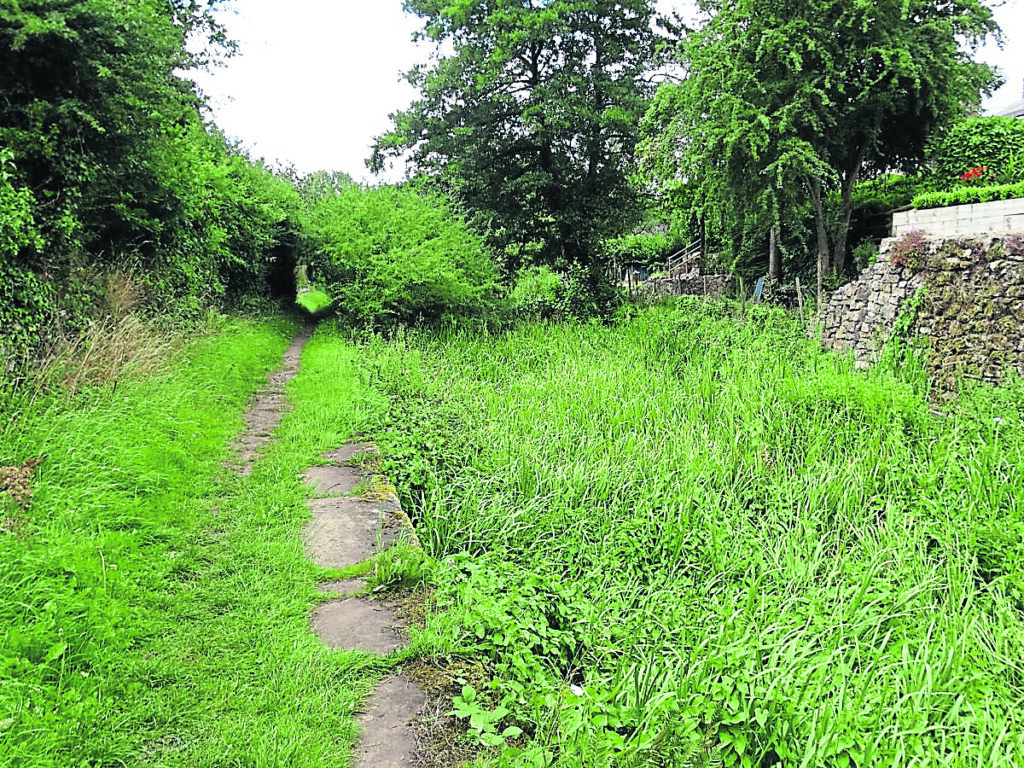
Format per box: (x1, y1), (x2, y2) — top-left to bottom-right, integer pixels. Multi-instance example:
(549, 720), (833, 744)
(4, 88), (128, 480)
(295, 289), (332, 315)
(508, 265), (563, 320)
(912, 180), (1024, 209)
(602, 230), (676, 267)
(929, 117), (1024, 189)
(0, 150), (49, 368)
(556, 264), (624, 321)
(308, 185), (502, 328)
(849, 174), (929, 211)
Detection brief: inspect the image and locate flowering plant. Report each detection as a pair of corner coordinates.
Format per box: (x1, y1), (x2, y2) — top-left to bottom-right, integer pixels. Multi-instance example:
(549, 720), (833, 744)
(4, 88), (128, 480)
(960, 166), (986, 181)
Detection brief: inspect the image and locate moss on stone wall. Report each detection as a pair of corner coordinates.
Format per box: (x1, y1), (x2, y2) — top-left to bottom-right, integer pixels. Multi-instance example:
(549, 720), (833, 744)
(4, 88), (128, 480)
(822, 234), (1024, 395)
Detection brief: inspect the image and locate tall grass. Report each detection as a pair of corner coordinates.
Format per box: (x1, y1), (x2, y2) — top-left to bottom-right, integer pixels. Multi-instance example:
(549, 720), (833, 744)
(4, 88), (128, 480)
(0, 315), (392, 767)
(330, 299), (1024, 766)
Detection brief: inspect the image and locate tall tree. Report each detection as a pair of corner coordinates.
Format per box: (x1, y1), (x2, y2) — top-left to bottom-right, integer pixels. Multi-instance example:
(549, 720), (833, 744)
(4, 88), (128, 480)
(0, 0), (232, 254)
(371, 0), (658, 272)
(641, 0), (1001, 293)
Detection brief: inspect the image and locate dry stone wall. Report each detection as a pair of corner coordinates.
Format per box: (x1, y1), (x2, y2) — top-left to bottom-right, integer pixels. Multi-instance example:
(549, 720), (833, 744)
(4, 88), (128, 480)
(821, 232), (1024, 392)
(650, 274), (735, 298)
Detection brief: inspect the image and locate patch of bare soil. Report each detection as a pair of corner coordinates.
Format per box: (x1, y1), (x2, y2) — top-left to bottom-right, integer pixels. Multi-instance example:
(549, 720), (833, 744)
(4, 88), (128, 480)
(405, 656), (493, 768)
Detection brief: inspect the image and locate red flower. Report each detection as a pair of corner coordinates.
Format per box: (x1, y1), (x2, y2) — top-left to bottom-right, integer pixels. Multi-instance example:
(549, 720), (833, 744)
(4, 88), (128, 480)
(960, 166), (986, 180)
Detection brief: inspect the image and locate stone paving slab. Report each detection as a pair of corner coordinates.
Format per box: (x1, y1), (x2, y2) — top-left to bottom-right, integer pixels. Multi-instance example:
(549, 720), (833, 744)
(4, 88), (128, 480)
(311, 598), (403, 653)
(302, 465), (363, 496)
(354, 676), (426, 768)
(320, 442), (379, 464)
(302, 497), (383, 569)
(317, 578), (366, 596)
(231, 328), (312, 475)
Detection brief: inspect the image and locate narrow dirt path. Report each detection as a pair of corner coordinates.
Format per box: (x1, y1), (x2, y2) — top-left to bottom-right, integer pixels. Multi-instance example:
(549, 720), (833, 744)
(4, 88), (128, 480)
(231, 327), (426, 767)
(230, 327), (312, 475)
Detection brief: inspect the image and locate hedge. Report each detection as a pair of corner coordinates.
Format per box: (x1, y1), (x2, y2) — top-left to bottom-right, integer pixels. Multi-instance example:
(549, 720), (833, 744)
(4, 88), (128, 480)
(912, 181), (1024, 210)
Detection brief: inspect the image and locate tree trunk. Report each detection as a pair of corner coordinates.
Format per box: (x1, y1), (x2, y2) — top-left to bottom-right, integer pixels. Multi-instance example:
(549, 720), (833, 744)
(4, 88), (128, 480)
(769, 225), (781, 282)
(807, 175), (830, 302)
(830, 152), (866, 277)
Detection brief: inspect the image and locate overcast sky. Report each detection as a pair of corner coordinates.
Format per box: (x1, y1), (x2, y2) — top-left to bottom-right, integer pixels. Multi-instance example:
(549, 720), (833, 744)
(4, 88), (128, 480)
(191, 0), (1024, 183)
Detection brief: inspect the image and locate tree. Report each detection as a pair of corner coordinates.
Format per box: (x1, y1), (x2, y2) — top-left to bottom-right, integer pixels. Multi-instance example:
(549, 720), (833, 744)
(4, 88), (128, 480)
(0, 0), (307, 360)
(641, 0), (1001, 294)
(0, 0), (231, 257)
(370, 0), (658, 273)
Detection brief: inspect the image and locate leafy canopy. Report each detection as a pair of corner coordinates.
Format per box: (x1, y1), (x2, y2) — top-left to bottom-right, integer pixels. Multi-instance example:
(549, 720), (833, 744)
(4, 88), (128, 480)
(0, 0), (308, 362)
(641, 0), (1001, 283)
(372, 0), (659, 272)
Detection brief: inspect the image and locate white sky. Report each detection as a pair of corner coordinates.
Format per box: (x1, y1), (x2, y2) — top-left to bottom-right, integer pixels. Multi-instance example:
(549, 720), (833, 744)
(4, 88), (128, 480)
(192, 0), (1024, 184)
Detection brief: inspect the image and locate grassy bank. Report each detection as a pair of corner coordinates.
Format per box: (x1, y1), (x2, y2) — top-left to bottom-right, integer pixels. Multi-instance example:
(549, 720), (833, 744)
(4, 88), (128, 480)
(320, 299), (1024, 767)
(0, 314), (393, 767)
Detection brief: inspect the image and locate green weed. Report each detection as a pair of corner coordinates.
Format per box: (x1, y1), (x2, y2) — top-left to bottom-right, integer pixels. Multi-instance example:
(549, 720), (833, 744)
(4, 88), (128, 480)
(318, 297), (1024, 766)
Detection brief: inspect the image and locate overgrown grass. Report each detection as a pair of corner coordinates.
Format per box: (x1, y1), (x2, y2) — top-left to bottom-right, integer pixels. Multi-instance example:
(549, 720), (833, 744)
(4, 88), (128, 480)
(0, 314), (393, 767)
(7, 300), (1022, 767)
(317, 298), (1024, 767)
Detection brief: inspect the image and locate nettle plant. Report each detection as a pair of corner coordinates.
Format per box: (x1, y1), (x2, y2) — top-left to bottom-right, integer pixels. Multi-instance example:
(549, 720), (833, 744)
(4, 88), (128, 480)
(889, 230), (930, 270)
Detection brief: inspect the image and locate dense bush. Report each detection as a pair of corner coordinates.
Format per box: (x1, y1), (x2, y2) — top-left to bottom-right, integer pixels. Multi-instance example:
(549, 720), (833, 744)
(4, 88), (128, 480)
(912, 180), (1024, 209)
(307, 185), (502, 328)
(0, 2), (307, 366)
(508, 266), (563, 320)
(601, 230), (677, 268)
(929, 117), (1024, 189)
(0, 150), (47, 365)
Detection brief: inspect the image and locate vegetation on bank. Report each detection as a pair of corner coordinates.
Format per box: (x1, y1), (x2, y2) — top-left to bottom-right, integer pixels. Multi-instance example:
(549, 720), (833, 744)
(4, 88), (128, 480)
(913, 180), (1024, 210)
(340, 300), (1024, 767)
(3, 297), (1023, 767)
(0, 314), (406, 767)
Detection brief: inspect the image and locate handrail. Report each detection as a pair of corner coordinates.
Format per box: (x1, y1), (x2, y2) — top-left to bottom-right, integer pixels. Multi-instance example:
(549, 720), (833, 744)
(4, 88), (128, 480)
(666, 239), (701, 276)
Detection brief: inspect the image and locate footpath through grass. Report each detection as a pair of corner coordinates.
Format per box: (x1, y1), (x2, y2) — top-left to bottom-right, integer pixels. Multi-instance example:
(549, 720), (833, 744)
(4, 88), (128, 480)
(321, 299), (1024, 767)
(0, 314), (396, 767)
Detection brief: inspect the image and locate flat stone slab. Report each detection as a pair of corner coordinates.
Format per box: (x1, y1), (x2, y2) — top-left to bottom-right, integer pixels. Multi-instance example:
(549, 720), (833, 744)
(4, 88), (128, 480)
(354, 676), (426, 768)
(318, 578), (366, 596)
(321, 442), (378, 464)
(312, 599), (403, 654)
(302, 465), (362, 496)
(303, 497), (383, 569)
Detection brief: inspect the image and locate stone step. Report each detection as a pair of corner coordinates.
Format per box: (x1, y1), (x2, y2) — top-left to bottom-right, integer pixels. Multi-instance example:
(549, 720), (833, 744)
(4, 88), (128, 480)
(302, 441), (425, 766)
(230, 328), (312, 475)
(311, 598), (404, 654)
(321, 442), (379, 464)
(317, 578), (366, 596)
(353, 676), (425, 768)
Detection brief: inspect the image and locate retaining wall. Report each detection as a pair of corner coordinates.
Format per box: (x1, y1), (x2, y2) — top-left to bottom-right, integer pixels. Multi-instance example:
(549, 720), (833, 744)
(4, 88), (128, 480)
(660, 274), (734, 297)
(892, 198), (1024, 238)
(821, 232), (1024, 392)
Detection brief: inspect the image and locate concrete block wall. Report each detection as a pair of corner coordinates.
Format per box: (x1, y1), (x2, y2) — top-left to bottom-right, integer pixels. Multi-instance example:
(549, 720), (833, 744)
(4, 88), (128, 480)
(893, 198), (1024, 238)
